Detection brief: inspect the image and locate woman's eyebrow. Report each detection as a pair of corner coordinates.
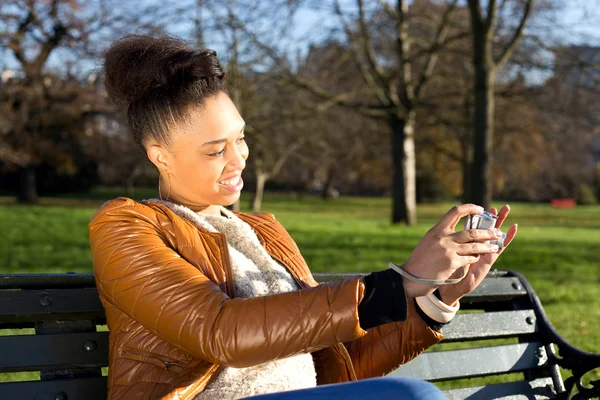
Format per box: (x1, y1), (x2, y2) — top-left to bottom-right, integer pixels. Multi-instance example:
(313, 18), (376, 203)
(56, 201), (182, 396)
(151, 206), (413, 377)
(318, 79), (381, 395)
(201, 125), (245, 147)
(201, 138), (228, 147)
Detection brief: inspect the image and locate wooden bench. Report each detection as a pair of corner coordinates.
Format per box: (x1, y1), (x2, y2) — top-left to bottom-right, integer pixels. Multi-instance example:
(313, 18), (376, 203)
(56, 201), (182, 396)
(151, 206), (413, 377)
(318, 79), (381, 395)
(1, 270), (599, 400)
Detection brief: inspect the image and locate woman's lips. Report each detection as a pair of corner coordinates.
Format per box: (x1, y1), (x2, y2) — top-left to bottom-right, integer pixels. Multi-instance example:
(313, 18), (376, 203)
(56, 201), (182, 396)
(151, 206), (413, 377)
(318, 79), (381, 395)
(218, 176), (244, 193)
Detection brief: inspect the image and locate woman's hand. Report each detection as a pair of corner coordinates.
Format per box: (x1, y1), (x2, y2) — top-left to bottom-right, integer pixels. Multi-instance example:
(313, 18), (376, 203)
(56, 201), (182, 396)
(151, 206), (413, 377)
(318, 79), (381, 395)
(438, 205), (518, 306)
(401, 204), (502, 299)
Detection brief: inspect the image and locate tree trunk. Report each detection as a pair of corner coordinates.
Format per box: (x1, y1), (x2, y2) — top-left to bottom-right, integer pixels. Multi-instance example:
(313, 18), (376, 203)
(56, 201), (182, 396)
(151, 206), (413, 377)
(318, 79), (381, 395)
(462, 159), (471, 204)
(18, 165), (39, 204)
(252, 172), (268, 212)
(321, 164), (336, 200)
(468, 18), (495, 209)
(470, 73), (495, 208)
(125, 179), (135, 197)
(391, 112), (417, 225)
(125, 166), (141, 197)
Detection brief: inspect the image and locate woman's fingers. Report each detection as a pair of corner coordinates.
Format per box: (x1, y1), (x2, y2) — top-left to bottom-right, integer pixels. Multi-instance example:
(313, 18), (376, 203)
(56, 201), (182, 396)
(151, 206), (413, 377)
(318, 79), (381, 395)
(457, 255), (480, 265)
(452, 228), (501, 244)
(495, 204), (510, 228)
(456, 242), (500, 256)
(502, 223), (518, 248)
(438, 204), (485, 231)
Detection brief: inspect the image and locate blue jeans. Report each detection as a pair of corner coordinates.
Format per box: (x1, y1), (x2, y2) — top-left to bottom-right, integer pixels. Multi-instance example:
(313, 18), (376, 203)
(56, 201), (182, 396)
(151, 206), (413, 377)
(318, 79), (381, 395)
(244, 376), (446, 399)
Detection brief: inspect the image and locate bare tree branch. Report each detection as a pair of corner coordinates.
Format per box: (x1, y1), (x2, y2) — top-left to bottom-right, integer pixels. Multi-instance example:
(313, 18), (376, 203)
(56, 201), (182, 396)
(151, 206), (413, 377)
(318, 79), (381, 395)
(485, 0), (497, 31)
(285, 75), (389, 118)
(355, 0), (392, 97)
(34, 1), (69, 73)
(421, 136), (464, 163)
(333, 0), (391, 106)
(0, 144), (31, 167)
(414, 0), (458, 99)
(271, 138), (305, 176)
(494, 0), (535, 70)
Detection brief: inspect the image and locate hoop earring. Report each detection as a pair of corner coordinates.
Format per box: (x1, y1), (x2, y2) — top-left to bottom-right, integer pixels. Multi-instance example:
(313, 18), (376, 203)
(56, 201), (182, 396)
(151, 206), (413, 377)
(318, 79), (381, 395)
(158, 175), (171, 201)
(158, 176), (163, 201)
(165, 174), (171, 201)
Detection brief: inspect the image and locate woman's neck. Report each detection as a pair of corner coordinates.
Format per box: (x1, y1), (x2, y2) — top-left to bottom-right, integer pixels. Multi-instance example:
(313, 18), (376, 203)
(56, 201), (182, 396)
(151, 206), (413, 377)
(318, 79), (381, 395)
(160, 194), (222, 216)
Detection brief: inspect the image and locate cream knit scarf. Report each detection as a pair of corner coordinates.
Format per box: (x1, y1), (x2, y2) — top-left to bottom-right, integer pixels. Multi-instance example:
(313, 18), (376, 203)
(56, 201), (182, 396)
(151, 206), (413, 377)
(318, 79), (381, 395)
(151, 200), (317, 400)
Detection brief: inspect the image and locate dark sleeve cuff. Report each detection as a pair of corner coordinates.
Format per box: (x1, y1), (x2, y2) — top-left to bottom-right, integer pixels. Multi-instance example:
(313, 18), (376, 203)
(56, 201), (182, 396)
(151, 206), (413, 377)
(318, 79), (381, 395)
(357, 269), (408, 330)
(414, 289), (449, 332)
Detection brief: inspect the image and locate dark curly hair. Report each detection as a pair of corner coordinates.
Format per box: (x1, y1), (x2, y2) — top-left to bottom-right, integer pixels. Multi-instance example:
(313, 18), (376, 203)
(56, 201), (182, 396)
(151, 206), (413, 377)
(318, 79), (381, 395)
(104, 32), (227, 149)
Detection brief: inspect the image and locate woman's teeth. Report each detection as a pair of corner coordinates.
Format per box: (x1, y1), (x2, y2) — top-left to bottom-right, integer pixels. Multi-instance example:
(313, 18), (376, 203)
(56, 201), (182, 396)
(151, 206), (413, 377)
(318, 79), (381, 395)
(219, 177), (239, 186)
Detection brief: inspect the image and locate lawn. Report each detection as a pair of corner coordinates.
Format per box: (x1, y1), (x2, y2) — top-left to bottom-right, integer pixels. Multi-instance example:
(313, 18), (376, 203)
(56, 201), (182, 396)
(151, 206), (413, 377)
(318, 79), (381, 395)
(1, 191), (599, 387)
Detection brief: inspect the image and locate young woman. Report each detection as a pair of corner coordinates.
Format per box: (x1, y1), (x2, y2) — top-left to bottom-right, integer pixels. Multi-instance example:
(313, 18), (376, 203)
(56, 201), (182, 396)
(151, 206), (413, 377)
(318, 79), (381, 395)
(89, 33), (517, 400)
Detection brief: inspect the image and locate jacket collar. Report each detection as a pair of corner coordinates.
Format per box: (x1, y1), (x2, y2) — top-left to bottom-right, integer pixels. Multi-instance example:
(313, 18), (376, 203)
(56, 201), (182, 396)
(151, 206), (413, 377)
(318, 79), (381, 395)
(144, 199), (315, 288)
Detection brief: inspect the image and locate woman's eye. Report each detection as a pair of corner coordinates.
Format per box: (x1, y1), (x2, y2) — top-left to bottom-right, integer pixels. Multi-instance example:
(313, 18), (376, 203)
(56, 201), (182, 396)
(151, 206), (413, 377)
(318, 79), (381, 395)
(236, 136), (245, 144)
(208, 148), (225, 157)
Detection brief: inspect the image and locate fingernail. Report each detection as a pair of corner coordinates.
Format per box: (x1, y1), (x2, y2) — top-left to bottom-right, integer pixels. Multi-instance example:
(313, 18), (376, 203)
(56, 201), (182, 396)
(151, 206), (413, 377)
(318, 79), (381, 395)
(491, 245), (499, 252)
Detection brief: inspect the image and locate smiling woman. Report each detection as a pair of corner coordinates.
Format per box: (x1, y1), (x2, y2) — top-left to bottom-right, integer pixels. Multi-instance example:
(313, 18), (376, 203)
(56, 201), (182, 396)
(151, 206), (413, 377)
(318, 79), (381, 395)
(104, 34), (247, 215)
(90, 31), (515, 400)
(147, 93), (248, 215)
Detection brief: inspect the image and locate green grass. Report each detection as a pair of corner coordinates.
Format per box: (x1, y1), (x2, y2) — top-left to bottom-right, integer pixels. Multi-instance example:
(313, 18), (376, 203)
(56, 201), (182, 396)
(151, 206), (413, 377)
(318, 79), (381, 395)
(1, 191), (599, 389)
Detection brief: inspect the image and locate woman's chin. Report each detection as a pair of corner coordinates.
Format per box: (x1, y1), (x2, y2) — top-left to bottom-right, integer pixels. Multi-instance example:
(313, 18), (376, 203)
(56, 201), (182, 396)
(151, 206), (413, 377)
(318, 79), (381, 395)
(217, 191), (242, 206)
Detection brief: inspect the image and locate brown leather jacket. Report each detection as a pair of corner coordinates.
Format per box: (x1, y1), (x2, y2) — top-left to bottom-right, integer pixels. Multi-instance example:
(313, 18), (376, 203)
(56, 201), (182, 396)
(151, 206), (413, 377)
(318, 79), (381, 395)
(89, 198), (443, 400)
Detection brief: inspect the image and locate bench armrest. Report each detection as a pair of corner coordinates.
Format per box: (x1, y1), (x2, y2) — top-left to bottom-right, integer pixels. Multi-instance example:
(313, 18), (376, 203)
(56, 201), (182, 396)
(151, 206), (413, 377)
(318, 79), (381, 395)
(507, 270), (600, 400)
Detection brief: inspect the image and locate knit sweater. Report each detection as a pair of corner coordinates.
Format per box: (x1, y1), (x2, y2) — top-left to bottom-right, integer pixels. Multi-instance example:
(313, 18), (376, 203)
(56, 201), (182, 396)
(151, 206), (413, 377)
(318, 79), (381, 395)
(153, 201), (317, 400)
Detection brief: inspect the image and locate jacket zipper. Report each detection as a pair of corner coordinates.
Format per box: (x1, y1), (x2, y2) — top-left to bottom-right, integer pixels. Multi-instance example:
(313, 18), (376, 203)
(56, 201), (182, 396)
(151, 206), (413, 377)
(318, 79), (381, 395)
(217, 233), (237, 298)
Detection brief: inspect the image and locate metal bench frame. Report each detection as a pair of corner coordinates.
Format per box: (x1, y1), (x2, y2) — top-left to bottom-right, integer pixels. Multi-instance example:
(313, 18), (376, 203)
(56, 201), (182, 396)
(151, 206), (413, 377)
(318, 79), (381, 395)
(1, 270), (599, 400)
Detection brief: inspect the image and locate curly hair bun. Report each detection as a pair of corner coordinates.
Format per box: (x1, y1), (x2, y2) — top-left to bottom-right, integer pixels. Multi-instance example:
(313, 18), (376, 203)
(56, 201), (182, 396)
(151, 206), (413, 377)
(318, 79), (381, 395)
(104, 33), (225, 106)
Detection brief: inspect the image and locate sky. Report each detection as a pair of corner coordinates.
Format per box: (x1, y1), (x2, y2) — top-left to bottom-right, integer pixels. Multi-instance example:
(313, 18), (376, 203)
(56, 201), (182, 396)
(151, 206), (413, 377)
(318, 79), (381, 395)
(533, 1), (600, 46)
(1, 0), (599, 80)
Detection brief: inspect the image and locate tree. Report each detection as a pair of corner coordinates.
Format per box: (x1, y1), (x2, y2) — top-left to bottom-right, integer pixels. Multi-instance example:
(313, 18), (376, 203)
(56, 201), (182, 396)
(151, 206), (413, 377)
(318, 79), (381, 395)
(466, 0), (535, 208)
(292, 0), (466, 224)
(0, 0), (83, 202)
(0, 0), (170, 202)
(198, 0), (307, 212)
(242, 74), (306, 211)
(0, 71), (103, 196)
(293, 41), (393, 199)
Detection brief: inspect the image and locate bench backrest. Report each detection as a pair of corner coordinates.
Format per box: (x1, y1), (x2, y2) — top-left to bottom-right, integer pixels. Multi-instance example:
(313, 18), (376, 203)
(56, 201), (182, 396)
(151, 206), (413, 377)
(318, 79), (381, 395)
(0, 274), (107, 400)
(318, 270), (562, 399)
(1, 270), (598, 400)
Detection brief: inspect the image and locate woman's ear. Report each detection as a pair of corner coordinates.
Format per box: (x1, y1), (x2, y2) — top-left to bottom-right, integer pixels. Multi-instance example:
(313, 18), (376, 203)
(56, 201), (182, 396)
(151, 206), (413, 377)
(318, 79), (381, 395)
(147, 144), (171, 173)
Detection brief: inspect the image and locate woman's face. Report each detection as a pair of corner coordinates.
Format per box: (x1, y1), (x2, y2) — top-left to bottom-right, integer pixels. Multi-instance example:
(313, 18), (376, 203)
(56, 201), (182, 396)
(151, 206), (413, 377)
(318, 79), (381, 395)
(149, 92), (248, 215)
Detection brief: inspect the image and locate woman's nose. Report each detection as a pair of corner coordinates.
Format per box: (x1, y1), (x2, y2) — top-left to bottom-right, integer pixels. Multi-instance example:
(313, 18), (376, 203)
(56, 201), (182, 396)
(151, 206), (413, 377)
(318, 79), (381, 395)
(229, 142), (248, 170)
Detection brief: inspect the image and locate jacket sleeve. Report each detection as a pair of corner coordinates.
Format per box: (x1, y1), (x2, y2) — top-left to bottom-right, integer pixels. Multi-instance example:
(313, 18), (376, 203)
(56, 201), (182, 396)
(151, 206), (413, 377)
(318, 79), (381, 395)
(89, 199), (368, 369)
(343, 300), (444, 379)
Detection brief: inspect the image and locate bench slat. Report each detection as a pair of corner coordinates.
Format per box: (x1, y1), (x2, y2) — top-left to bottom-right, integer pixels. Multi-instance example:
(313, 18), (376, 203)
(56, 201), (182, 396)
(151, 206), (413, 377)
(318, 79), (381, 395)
(444, 378), (556, 399)
(0, 288), (104, 324)
(0, 274), (526, 324)
(460, 277), (526, 303)
(391, 342), (548, 381)
(0, 332), (109, 372)
(0, 274), (96, 290)
(313, 273), (527, 303)
(0, 377), (107, 400)
(443, 310), (537, 342)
